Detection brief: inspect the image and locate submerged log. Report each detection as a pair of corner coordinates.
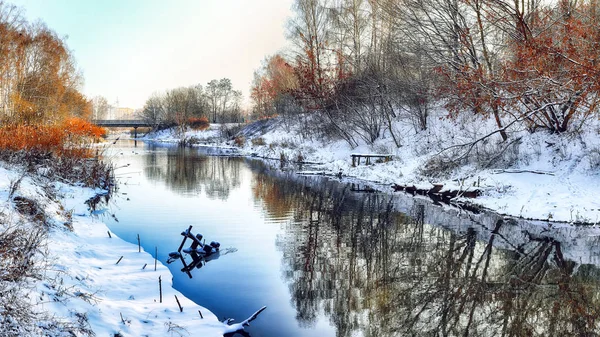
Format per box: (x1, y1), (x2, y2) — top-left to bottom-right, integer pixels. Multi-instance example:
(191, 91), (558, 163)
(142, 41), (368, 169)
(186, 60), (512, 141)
(392, 183), (481, 200)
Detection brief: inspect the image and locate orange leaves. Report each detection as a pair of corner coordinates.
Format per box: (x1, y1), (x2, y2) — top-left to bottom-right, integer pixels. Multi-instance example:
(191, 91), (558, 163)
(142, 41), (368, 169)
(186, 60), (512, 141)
(0, 3), (85, 125)
(0, 118), (106, 158)
(251, 53), (299, 118)
(63, 117), (107, 139)
(187, 117), (210, 130)
(438, 0), (600, 133)
(500, 2), (600, 132)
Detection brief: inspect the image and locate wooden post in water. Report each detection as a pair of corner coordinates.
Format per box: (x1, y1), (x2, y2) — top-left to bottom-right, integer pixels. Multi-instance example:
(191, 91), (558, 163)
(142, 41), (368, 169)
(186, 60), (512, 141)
(137, 234), (141, 253)
(177, 225), (193, 252)
(107, 231), (112, 238)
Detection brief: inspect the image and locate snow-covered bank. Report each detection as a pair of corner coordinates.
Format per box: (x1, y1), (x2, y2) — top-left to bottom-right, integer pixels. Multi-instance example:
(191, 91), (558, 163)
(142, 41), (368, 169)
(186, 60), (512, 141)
(0, 164), (237, 336)
(142, 115), (600, 224)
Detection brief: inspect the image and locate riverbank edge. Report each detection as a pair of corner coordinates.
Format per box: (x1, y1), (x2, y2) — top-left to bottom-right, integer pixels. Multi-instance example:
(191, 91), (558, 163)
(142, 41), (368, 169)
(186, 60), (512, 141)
(0, 162), (229, 336)
(139, 121), (600, 225)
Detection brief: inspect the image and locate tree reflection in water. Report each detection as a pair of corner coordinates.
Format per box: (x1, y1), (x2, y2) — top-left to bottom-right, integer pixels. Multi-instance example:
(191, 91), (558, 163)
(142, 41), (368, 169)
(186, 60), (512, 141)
(253, 172), (600, 337)
(143, 144), (242, 199)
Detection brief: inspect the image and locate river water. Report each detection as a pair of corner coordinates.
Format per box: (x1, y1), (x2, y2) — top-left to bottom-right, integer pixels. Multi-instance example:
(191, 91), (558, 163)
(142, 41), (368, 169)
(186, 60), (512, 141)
(100, 139), (600, 336)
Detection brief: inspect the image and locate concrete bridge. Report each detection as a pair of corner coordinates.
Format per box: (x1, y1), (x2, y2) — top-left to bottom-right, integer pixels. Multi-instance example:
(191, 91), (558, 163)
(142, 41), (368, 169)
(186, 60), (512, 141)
(92, 119), (151, 127)
(92, 119), (152, 137)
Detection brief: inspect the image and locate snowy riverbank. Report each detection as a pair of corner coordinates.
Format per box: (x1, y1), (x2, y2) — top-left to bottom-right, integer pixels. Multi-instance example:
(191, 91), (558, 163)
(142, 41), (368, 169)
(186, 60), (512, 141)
(142, 115), (600, 224)
(0, 164), (241, 336)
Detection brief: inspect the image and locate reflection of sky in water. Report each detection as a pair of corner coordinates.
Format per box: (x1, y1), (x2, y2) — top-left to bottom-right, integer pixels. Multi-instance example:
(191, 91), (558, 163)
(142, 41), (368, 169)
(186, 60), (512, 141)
(101, 140), (336, 337)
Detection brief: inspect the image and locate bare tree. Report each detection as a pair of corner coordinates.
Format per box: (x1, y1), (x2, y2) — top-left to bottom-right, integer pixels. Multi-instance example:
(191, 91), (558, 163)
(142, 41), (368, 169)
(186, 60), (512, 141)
(140, 93), (166, 129)
(91, 95), (109, 120)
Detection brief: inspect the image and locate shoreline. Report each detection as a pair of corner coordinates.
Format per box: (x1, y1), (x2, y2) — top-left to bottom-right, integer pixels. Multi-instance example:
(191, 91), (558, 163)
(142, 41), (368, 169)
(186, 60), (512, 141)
(139, 120), (600, 225)
(0, 163), (232, 337)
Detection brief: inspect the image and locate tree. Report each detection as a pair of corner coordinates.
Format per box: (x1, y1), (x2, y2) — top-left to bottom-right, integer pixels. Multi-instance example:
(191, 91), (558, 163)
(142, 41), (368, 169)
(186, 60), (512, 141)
(0, 3), (86, 125)
(92, 96), (110, 120)
(205, 78), (241, 123)
(250, 54), (299, 119)
(141, 93), (166, 129)
(500, 0), (600, 133)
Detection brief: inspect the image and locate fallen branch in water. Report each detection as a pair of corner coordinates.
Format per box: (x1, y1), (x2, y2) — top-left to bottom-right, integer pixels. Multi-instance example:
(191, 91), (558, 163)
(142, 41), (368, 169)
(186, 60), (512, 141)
(222, 306), (267, 335)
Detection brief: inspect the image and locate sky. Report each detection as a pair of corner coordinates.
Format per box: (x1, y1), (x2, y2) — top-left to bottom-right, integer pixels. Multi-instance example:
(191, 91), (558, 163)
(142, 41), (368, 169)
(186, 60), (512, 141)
(10, 0), (294, 109)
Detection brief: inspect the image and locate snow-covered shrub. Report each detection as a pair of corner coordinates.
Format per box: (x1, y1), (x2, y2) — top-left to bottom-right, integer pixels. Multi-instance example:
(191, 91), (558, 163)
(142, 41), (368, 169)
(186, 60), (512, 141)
(251, 137), (266, 146)
(585, 148), (600, 172)
(0, 221), (47, 336)
(219, 124), (243, 140)
(234, 136), (245, 147)
(470, 138), (522, 169)
(419, 152), (464, 178)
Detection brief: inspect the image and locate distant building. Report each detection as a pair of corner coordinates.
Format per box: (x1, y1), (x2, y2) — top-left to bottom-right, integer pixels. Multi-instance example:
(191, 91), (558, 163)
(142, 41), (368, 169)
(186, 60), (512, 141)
(107, 106), (135, 119)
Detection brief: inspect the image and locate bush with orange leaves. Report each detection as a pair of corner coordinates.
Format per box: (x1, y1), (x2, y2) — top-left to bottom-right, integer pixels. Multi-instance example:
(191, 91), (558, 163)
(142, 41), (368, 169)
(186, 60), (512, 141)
(0, 118), (112, 189)
(0, 118), (106, 157)
(187, 116), (210, 130)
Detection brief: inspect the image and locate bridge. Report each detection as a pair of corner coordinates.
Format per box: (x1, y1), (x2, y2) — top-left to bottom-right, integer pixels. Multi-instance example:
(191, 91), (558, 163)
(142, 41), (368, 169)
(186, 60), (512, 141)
(92, 119), (151, 127)
(92, 119), (152, 137)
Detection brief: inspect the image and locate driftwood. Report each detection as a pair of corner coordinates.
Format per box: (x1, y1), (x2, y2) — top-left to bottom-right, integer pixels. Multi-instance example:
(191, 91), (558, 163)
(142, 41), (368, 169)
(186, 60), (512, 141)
(223, 306), (267, 335)
(392, 183), (481, 200)
(167, 226), (221, 278)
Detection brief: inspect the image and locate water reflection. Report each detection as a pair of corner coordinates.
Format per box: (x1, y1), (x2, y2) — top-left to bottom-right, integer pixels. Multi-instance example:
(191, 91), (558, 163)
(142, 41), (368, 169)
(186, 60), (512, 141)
(252, 172), (600, 336)
(143, 143), (242, 199)
(104, 140), (600, 337)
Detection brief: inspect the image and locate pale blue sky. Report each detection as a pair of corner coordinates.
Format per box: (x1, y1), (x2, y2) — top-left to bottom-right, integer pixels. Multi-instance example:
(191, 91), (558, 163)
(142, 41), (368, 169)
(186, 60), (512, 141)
(11, 0), (293, 109)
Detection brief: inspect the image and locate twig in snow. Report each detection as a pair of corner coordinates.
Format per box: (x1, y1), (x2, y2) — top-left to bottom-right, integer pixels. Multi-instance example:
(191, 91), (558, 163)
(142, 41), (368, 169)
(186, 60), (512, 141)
(174, 295), (183, 312)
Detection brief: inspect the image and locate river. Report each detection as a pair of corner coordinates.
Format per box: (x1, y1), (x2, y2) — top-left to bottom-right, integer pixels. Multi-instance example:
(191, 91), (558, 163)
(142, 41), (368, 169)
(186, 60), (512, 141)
(99, 139), (600, 336)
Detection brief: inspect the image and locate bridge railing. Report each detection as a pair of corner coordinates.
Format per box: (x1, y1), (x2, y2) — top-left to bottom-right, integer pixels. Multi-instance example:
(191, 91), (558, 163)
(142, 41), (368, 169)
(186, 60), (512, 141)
(92, 119), (151, 127)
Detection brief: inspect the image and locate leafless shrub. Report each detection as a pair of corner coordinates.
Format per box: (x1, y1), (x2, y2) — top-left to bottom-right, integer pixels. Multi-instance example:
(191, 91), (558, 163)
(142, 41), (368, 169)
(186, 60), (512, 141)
(585, 148), (600, 172)
(164, 321), (189, 337)
(470, 138), (522, 169)
(0, 221), (47, 336)
(234, 136), (245, 147)
(0, 150), (114, 190)
(251, 137), (266, 146)
(7, 173), (25, 199)
(219, 124), (243, 140)
(420, 153), (464, 179)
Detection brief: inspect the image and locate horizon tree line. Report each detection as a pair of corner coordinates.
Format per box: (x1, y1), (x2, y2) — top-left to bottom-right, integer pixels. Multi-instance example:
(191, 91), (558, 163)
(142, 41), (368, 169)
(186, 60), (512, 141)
(139, 78), (244, 129)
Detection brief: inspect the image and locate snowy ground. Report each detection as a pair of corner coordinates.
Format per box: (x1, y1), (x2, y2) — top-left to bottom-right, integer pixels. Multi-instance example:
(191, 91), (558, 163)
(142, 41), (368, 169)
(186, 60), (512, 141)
(142, 114), (600, 224)
(0, 164), (247, 336)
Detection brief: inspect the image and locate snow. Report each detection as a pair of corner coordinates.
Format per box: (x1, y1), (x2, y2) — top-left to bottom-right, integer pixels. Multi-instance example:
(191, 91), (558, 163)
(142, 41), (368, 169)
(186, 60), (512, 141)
(142, 113), (600, 224)
(0, 164), (248, 336)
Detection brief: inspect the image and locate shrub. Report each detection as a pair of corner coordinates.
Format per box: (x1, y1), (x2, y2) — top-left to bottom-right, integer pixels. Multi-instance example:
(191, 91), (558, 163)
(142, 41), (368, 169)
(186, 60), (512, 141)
(234, 136), (245, 147)
(0, 118), (113, 189)
(187, 117), (210, 130)
(220, 124), (243, 140)
(251, 137), (266, 146)
(0, 118), (106, 158)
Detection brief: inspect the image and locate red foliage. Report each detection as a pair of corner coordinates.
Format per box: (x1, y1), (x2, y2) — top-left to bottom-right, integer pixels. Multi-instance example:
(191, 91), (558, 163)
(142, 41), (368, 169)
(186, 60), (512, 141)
(438, 1), (600, 133)
(187, 116), (210, 130)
